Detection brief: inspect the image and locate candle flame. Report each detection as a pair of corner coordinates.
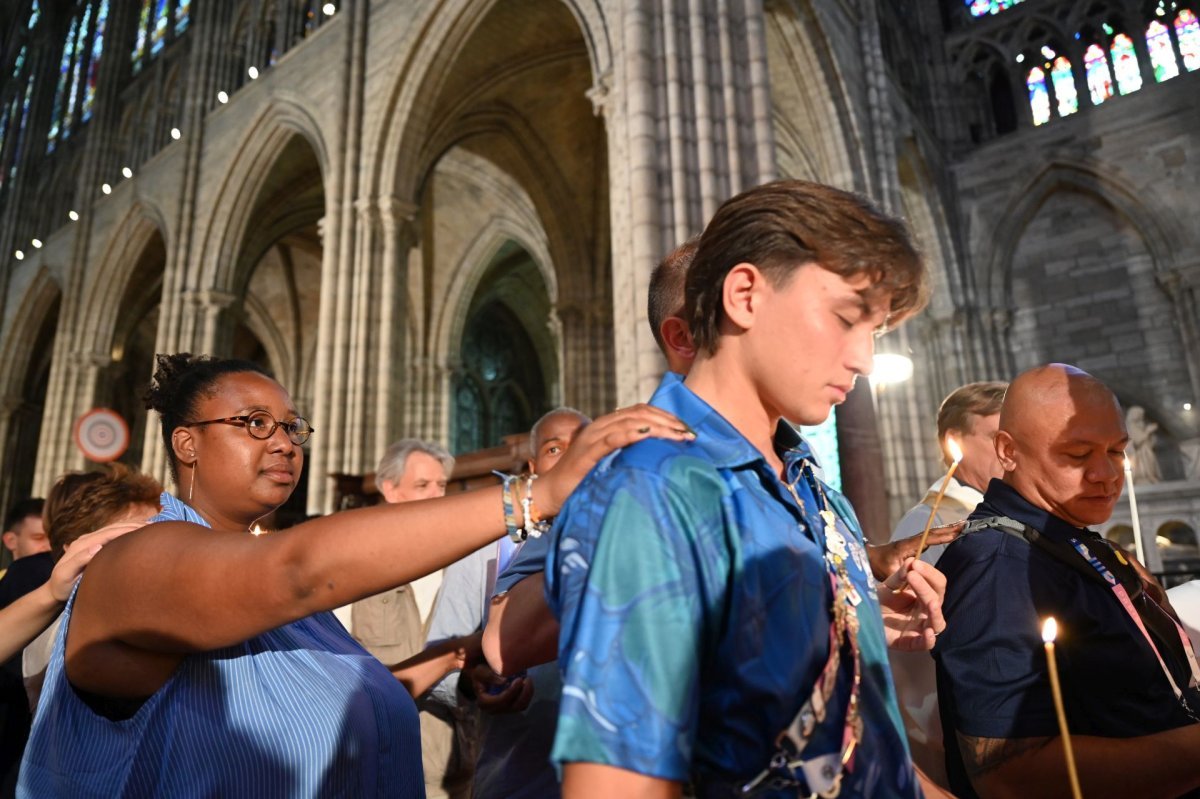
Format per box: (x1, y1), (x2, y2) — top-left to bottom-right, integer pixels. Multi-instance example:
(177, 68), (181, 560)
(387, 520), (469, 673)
(250, 524), (266, 537)
(1042, 617), (1058, 644)
(1124, 455), (1132, 471)
(947, 436), (963, 464)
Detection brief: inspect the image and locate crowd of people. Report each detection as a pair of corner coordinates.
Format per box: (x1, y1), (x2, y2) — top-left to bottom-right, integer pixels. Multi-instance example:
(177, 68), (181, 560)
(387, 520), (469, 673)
(0, 178), (1196, 798)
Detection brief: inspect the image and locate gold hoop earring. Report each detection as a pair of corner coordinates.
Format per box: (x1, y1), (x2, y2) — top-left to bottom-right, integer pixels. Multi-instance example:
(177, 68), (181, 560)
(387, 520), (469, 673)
(189, 461), (197, 504)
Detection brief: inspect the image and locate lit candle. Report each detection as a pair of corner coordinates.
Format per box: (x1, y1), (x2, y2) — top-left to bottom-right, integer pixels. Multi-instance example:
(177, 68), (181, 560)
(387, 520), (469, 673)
(250, 524), (267, 537)
(914, 437), (963, 560)
(1123, 456), (1146, 565)
(1042, 618), (1083, 799)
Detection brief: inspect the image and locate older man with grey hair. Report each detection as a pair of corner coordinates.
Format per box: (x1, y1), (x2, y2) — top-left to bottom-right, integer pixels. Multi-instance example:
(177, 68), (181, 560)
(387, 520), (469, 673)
(350, 438), (461, 798)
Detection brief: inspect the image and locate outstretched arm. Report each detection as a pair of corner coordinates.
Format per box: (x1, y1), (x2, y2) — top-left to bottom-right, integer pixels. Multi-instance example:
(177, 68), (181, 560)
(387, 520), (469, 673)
(68, 406), (693, 698)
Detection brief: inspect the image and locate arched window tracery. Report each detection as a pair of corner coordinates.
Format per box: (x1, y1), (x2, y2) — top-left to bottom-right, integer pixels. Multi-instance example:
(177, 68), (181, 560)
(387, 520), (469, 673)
(131, 0), (191, 75)
(47, 0), (110, 153)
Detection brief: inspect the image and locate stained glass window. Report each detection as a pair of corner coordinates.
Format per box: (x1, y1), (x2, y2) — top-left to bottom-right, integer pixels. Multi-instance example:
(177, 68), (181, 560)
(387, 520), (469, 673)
(1084, 43), (1114, 105)
(1174, 10), (1200, 71)
(1050, 56), (1078, 117)
(47, 17), (79, 147)
(151, 0), (169, 57)
(132, 0), (152, 73)
(967, 0), (1024, 17)
(132, 0), (189, 72)
(175, 0), (190, 35)
(798, 407), (842, 493)
(82, 0), (109, 123)
(1146, 20), (1180, 81)
(10, 83), (33, 179)
(1027, 66), (1051, 125)
(1111, 33), (1143, 94)
(61, 4), (94, 137)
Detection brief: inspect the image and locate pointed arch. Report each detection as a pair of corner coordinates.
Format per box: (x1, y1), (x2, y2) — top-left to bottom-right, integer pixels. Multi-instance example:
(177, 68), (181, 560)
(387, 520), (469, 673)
(76, 202), (169, 356)
(983, 162), (1184, 309)
(0, 266), (62, 401)
(369, 0), (612, 206)
(197, 95), (329, 294)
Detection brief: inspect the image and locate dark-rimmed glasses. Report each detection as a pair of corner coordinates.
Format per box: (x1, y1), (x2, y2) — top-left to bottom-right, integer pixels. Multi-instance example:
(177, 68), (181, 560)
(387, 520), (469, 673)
(186, 409), (314, 445)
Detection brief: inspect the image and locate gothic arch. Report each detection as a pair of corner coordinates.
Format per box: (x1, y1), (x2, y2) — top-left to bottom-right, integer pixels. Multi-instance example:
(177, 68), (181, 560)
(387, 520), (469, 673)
(76, 203), (170, 357)
(983, 162), (1183, 309)
(198, 96), (329, 294)
(370, 0), (613, 204)
(433, 218), (557, 371)
(0, 266), (62, 401)
(764, 0), (866, 190)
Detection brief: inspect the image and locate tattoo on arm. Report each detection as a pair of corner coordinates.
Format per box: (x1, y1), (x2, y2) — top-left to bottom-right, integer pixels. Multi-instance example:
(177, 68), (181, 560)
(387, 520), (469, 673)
(956, 732), (1053, 781)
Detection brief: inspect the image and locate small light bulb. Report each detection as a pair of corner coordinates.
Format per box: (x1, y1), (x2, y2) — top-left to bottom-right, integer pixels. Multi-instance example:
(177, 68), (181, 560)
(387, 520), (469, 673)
(170, 127), (181, 140)
(248, 66), (259, 79)
(217, 90), (229, 104)
(323, 2), (336, 14)
(14, 250), (25, 260)
(68, 210), (79, 221)
(1185, 402), (1194, 412)
(101, 183), (112, 195)
(1016, 53), (1026, 63)
(31, 238), (42, 248)
(121, 166), (133, 178)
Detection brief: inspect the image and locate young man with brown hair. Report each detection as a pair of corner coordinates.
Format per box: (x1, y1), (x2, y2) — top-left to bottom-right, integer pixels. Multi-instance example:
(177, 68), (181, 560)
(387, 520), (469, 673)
(546, 180), (947, 798)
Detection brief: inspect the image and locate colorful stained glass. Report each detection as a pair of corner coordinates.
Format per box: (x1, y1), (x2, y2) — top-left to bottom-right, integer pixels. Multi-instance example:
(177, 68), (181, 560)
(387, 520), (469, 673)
(61, 3), (94, 137)
(1050, 56), (1078, 116)
(967, 0), (1025, 17)
(11, 82), (33, 178)
(1084, 44), (1114, 105)
(12, 45), (26, 80)
(1175, 10), (1200, 71)
(47, 16), (79, 147)
(1146, 20), (1180, 81)
(1111, 33), (1143, 94)
(28, 0), (40, 29)
(133, 0), (152, 71)
(150, 0), (169, 57)
(82, 0), (109, 123)
(175, 0), (191, 36)
(1027, 66), (1051, 125)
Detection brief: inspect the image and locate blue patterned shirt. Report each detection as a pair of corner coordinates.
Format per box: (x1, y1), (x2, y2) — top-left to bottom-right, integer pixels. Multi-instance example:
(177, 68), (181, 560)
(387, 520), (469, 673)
(546, 374), (917, 797)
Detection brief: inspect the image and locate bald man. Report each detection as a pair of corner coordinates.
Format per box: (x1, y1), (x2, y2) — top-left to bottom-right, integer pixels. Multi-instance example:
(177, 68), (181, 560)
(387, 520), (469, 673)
(934, 364), (1200, 799)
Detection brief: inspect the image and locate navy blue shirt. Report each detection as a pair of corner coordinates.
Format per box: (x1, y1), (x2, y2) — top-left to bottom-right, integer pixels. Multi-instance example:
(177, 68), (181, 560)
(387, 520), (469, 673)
(935, 479), (1200, 798)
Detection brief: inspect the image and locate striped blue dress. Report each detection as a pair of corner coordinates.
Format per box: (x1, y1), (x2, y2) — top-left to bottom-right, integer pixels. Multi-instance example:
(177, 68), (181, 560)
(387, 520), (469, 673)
(18, 493), (423, 798)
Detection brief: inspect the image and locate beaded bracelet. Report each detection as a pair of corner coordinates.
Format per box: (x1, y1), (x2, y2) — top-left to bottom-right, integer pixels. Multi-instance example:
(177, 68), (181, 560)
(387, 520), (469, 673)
(493, 470), (524, 542)
(523, 474), (551, 539)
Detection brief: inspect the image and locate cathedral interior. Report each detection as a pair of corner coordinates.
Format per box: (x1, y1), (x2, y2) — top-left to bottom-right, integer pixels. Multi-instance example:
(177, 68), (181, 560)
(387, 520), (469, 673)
(0, 0), (1197, 574)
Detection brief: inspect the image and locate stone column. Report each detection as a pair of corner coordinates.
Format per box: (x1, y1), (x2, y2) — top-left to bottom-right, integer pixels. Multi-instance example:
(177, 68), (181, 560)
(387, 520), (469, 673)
(375, 196), (419, 451)
(606, 0), (777, 407)
(307, 0), (368, 513)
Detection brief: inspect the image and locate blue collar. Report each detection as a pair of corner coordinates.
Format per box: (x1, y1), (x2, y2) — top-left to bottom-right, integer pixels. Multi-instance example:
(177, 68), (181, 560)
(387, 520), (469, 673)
(650, 372), (816, 482)
(978, 479), (1094, 541)
(151, 492), (211, 528)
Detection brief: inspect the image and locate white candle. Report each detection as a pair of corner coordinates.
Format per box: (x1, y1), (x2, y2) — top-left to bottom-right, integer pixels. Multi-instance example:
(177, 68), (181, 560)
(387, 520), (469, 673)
(1042, 618), (1083, 799)
(1124, 457), (1145, 565)
(914, 437), (963, 561)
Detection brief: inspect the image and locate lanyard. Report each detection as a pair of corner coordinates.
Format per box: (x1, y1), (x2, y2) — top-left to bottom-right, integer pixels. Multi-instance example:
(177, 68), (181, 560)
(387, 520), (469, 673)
(1068, 537), (1200, 710)
(743, 462), (864, 798)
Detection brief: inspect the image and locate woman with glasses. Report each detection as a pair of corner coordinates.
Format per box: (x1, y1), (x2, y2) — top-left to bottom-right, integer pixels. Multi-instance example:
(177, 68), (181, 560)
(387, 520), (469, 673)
(20, 353), (692, 798)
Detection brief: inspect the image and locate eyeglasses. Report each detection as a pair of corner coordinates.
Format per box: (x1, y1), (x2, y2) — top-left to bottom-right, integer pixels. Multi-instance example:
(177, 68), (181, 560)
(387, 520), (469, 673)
(186, 409), (314, 445)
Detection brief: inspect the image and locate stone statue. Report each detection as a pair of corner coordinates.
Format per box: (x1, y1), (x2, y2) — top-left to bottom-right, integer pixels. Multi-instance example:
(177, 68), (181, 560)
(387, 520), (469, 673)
(1126, 406), (1162, 484)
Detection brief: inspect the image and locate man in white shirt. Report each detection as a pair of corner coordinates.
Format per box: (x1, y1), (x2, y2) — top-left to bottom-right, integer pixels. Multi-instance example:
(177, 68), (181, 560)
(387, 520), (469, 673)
(889, 380), (1007, 787)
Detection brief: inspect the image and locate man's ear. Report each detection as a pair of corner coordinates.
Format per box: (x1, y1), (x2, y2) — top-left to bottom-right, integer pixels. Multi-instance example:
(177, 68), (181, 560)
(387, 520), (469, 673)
(994, 430), (1018, 472)
(378, 479), (402, 504)
(172, 427), (197, 465)
(2, 530), (16, 554)
(659, 317), (696, 363)
(720, 263), (767, 333)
